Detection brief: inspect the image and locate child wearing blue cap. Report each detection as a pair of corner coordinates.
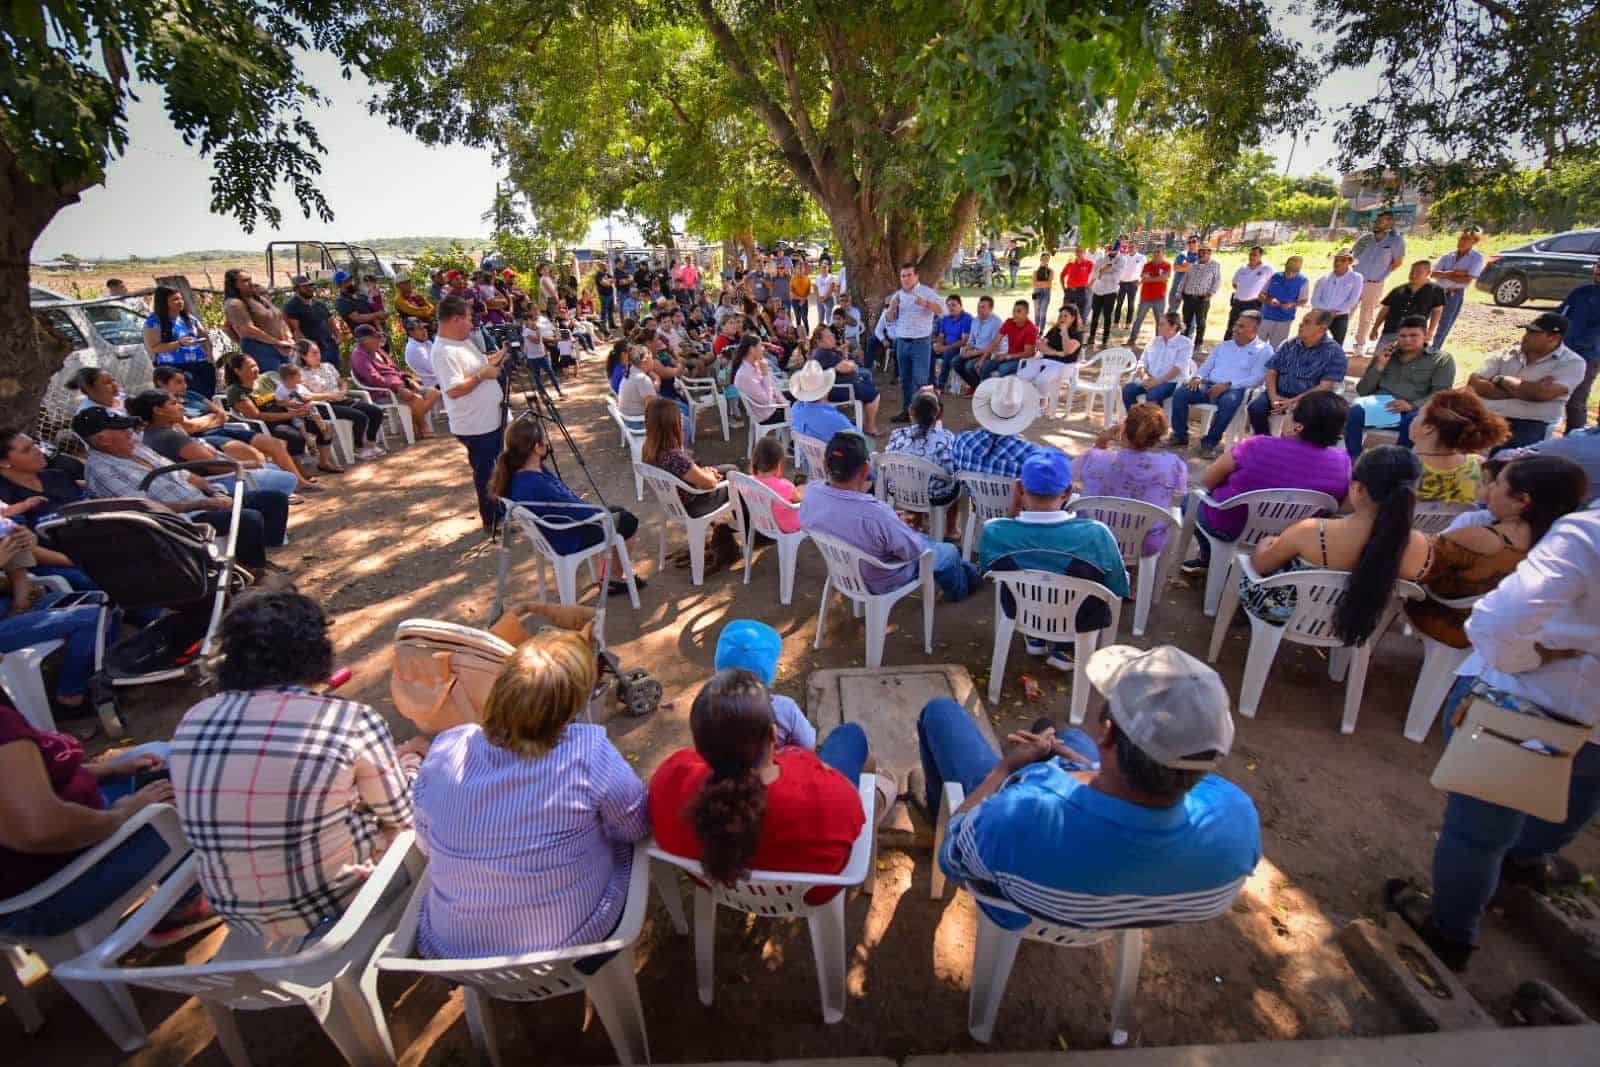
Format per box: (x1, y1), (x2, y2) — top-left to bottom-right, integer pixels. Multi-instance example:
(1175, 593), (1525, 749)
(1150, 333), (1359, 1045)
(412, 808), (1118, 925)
(714, 620), (816, 749)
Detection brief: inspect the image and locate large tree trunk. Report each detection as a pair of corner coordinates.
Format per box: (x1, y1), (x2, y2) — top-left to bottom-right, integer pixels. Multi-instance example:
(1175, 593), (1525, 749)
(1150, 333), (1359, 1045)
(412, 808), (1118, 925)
(0, 139), (80, 430)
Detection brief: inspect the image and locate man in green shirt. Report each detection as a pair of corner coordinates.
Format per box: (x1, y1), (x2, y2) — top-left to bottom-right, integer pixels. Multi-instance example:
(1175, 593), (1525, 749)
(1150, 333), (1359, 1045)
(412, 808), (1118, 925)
(1344, 315), (1455, 456)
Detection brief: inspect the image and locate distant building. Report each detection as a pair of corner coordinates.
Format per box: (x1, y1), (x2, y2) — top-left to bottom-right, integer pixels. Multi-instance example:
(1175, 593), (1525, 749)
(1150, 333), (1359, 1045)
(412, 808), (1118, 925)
(1339, 171), (1432, 230)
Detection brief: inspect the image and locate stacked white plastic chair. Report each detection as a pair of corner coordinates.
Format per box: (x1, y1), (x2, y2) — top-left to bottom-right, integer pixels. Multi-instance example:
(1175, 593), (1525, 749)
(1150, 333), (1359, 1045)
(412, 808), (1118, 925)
(875, 451), (955, 542)
(1064, 495), (1182, 637)
(727, 472), (807, 604)
(57, 833), (425, 1066)
(605, 399), (647, 501)
(374, 842), (664, 1066)
(931, 783), (1244, 1046)
(649, 774), (878, 1023)
(636, 462), (735, 586)
(679, 376), (732, 442)
(1207, 552), (1423, 734)
(792, 431), (829, 482)
(807, 529), (935, 668)
(984, 561), (1122, 724)
(2, 790), (189, 1053)
(1177, 488), (1339, 615)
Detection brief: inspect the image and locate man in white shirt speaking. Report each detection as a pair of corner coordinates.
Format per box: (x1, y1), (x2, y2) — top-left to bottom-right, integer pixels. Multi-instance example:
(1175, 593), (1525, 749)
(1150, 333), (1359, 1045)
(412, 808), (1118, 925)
(885, 262), (946, 421)
(432, 294), (506, 537)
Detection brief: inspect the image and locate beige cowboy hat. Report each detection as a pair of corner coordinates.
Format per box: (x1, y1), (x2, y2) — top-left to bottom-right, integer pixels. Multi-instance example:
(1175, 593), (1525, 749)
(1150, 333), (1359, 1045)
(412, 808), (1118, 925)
(972, 376), (1040, 436)
(788, 360), (837, 403)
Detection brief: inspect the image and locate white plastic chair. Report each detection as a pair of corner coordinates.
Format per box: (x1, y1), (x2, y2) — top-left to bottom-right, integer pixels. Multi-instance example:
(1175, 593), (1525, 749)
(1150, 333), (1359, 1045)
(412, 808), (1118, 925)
(1412, 499), (1473, 536)
(606, 399), (647, 501)
(727, 472), (806, 604)
(1072, 347), (1137, 427)
(374, 842), (663, 1066)
(56, 832), (426, 1067)
(875, 451), (955, 538)
(1178, 488), (1339, 616)
(1163, 388), (1255, 450)
(1207, 553), (1423, 734)
(738, 392), (790, 463)
(1043, 363), (1081, 419)
(649, 774), (878, 1024)
(985, 564), (1121, 724)
(1064, 496), (1181, 637)
(930, 782), (1242, 1045)
(0, 638), (66, 732)
(680, 376), (731, 442)
(793, 431), (828, 481)
(806, 529), (935, 668)
(957, 471), (1017, 562)
(349, 383), (416, 446)
(1, 800), (190, 1052)
(494, 501), (640, 633)
(636, 462), (735, 586)
(1402, 591), (1481, 742)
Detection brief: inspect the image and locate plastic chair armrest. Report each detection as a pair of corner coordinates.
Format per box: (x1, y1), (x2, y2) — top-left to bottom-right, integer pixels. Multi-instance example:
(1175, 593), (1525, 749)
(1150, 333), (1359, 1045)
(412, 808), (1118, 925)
(1234, 551), (1265, 584)
(54, 855), (201, 971)
(301, 831), (420, 958)
(833, 776), (878, 887)
(0, 804), (187, 915)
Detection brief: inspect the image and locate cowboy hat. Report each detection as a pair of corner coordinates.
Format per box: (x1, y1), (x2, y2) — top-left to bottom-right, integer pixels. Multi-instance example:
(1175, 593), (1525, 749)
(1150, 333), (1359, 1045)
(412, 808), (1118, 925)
(788, 360), (837, 403)
(972, 376), (1040, 435)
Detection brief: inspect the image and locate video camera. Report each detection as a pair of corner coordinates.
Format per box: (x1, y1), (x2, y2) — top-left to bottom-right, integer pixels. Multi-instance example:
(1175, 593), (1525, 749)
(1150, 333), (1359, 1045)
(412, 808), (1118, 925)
(482, 321), (524, 359)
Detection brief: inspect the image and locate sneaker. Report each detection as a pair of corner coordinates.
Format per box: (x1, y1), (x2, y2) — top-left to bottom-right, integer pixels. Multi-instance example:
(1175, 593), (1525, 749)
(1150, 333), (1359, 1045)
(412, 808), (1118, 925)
(357, 446), (383, 461)
(1024, 637), (1050, 656)
(1166, 434), (1190, 450)
(1045, 647), (1075, 672)
(1179, 556), (1208, 576)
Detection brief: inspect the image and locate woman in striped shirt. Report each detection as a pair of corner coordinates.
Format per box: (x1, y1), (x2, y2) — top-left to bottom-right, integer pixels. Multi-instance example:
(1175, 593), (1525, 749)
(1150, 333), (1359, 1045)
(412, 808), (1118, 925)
(413, 630), (648, 958)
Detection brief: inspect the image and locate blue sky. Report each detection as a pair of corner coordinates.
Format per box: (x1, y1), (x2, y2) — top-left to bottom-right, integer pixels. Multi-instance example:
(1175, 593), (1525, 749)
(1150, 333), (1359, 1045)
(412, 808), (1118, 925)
(38, 15), (1368, 260)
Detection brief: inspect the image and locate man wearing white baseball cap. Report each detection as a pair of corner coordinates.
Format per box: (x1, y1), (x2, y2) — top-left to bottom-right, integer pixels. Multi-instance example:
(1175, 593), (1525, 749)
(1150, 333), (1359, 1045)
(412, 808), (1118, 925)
(920, 644), (1260, 929)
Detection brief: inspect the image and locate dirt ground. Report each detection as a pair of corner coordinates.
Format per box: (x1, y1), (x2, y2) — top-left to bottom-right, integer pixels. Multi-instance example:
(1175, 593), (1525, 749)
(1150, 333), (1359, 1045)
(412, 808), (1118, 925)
(9, 331), (1599, 1067)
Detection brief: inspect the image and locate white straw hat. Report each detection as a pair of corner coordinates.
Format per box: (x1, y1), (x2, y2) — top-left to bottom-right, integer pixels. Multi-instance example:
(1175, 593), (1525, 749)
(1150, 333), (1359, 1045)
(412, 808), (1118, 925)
(972, 376), (1040, 436)
(788, 360), (837, 403)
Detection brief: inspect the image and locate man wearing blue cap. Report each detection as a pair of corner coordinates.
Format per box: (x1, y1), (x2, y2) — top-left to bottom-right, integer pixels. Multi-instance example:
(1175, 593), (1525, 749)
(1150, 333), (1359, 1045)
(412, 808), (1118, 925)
(977, 449), (1128, 672)
(714, 620), (817, 750)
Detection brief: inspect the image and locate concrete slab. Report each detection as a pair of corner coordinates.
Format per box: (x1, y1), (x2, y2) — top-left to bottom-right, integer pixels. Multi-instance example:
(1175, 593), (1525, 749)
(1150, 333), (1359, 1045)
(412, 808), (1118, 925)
(808, 664), (998, 799)
(1338, 918), (1495, 1032)
(1501, 884), (1600, 987)
(901, 1025), (1598, 1066)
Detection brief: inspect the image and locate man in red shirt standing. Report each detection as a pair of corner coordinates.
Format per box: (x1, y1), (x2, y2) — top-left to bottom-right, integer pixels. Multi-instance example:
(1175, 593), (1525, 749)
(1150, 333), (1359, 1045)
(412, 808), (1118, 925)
(982, 299), (1041, 381)
(1061, 247), (1095, 320)
(1127, 247), (1173, 345)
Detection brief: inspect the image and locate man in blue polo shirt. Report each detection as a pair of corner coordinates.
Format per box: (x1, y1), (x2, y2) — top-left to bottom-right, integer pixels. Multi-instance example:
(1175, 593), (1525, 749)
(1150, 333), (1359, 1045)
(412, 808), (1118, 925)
(1258, 255), (1309, 350)
(1247, 309), (1348, 436)
(1168, 234), (1201, 313)
(932, 294), (973, 396)
(921, 643), (1260, 933)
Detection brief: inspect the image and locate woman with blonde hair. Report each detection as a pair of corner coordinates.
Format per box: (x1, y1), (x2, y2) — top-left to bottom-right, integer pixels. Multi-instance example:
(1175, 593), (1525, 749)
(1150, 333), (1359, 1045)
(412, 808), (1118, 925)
(412, 630), (648, 958)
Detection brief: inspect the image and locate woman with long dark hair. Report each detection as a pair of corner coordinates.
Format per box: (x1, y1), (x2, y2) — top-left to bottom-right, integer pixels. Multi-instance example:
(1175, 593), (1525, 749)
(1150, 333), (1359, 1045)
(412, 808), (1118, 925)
(1244, 445), (1432, 644)
(641, 397), (728, 516)
(223, 353), (337, 477)
(649, 669), (880, 888)
(143, 285), (217, 399)
(1406, 454), (1589, 648)
(489, 417), (644, 596)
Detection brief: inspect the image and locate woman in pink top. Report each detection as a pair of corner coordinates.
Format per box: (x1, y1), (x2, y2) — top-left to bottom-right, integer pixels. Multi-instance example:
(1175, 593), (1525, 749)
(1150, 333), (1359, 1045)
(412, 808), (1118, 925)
(1184, 391), (1351, 569)
(750, 435), (802, 534)
(1075, 402), (1187, 555)
(732, 336), (789, 424)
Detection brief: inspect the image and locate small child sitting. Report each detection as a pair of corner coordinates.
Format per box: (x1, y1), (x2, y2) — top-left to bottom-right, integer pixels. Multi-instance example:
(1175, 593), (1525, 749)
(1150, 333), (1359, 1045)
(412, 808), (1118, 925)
(273, 364), (336, 454)
(0, 513), (38, 615)
(750, 435), (802, 535)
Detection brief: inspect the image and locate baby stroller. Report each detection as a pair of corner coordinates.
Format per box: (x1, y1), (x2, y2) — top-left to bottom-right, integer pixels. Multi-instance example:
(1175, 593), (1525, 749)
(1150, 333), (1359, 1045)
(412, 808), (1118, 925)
(35, 460), (251, 731)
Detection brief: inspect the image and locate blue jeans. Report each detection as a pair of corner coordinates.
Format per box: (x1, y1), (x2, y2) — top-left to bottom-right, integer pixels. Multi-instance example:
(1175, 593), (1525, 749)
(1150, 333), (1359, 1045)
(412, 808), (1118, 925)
(240, 337), (288, 373)
(981, 358), (1022, 381)
(1430, 676), (1600, 944)
(0, 826), (171, 938)
(896, 335), (933, 409)
(217, 466), (299, 499)
(1247, 389), (1301, 436)
(1008, 265), (1020, 288)
(0, 592), (117, 698)
(1343, 404), (1416, 457)
(1122, 379), (1179, 412)
(179, 361), (217, 401)
(1434, 289), (1466, 352)
(456, 427), (504, 532)
(925, 538), (978, 602)
(1170, 384), (1246, 447)
(1032, 291), (1051, 331)
(816, 722), (869, 782)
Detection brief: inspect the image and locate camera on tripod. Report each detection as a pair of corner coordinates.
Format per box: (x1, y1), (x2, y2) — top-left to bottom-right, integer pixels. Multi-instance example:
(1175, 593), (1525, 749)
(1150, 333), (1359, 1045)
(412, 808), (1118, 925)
(482, 321), (524, 361)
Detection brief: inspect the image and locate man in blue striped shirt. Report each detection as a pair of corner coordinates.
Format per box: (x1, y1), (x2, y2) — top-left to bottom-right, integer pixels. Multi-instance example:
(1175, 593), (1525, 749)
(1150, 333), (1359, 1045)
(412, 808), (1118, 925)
(921, 644), (1260, 931)
(1246, 309), (1348, 435)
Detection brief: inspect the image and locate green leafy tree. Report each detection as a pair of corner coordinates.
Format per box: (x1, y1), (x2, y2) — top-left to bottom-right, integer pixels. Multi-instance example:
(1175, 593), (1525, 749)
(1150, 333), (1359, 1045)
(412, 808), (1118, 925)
(1271, 190), (1340, 228)
(1429, 153), (1600, 232)
(1, 0), (350, 427)
(1325, 0), (1599, 193)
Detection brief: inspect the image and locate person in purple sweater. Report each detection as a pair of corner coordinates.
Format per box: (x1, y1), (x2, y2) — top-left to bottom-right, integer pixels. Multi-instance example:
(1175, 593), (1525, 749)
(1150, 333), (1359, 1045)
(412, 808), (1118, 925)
(1182, 391), (1353, 571)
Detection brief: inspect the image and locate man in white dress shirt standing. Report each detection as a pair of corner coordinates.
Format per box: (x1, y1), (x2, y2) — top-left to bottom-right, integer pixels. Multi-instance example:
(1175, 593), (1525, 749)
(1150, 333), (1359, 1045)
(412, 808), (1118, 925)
(1311, 250), (1365, 349)
(1225, 246), (1275, 337)
(885, 262), (946, 421)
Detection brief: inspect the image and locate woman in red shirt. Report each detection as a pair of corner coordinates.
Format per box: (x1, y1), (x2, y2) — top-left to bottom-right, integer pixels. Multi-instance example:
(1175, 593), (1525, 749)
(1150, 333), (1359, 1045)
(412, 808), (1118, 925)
(650, 671), (885, 889)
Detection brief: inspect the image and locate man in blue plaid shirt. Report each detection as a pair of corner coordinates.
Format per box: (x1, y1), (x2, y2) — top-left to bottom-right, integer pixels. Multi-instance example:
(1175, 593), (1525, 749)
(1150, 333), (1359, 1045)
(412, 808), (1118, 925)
(1246, 309), (1348, 435)
(950, 377), (1055, 479)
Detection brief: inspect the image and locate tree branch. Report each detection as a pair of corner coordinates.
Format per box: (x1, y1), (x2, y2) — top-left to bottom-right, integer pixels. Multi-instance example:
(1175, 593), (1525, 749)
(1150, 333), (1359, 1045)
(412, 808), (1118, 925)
(694, 0), (822, 197)
(772, 37), (825, 172)
(916, 189), (979, 279)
